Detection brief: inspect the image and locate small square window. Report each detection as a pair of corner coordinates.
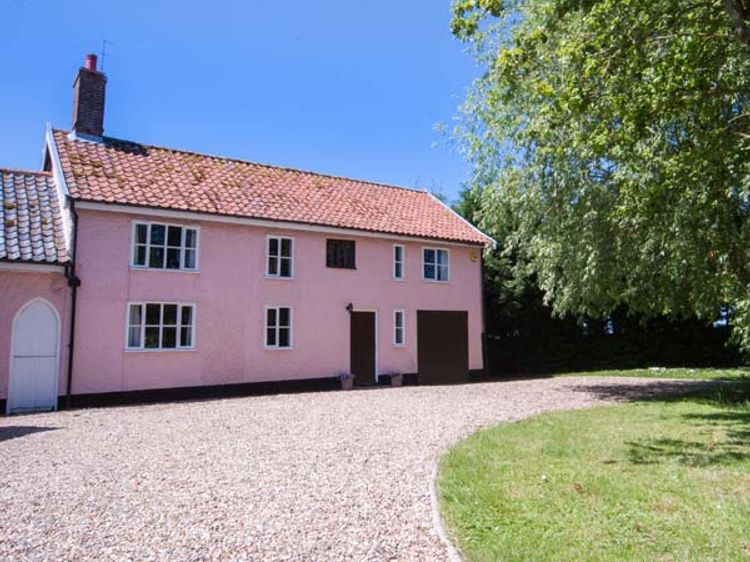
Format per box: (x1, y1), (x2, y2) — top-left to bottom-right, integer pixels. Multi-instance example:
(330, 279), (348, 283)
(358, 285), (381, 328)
(326, 239), (356, 269)
(423, 248), (449, 282)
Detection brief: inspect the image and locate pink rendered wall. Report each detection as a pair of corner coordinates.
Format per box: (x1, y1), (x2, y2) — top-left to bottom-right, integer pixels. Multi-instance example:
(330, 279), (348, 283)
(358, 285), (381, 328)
(0, 271), (70, 400)
(71, 209), (485, 394)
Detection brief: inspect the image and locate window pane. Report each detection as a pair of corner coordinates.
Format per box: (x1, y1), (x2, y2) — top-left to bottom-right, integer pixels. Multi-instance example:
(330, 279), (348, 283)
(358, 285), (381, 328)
(180, 327), (192, 347)
(279, 307), (290, 327)
(424, 249), (435, 265)
(128, 304), (142, 326)
(181, 306), (193, 326)
(146, 304), (161, 325)
(278, 327), (290, 347)
(269, 237), (279, 257)
(163, 304), (178, 325)
(437, 250), (447, 266)
(267, 308), (277, 328)
(268, 256), (278, 276)
(166, 248), (181, 269)
(395, 328), (404, 345)
(167, 226), (182, 246)
(394, 262), (402, 279)
(162, 327), (177, 348)
(280, 258), (291, 277)
(134, 245), (146, 266)
(281, 238), (292, 258)
(394, 246), (402, 262)
(438, 265), (448, 281)
(395, 311), (403, 329)
(184, 249), (196, 269)
(327, 239), (355, 268)
(135, 224), (148, 244)
(149, 246), (165, 268)
(128, 326), (141, 348)
(424, 264), (435, 279)
(185, 229), (197, 249)
(266, 327), (277, 346)
(144, 326), (160, 348)
(150, 224), (165, 245)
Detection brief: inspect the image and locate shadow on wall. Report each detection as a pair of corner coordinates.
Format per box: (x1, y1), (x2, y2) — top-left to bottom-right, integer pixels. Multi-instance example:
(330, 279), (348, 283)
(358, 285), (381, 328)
(0, 426), (59, 443)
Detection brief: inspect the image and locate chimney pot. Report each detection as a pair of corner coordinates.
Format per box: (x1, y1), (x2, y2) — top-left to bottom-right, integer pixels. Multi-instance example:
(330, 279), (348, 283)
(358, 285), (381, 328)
(84, 53), (98, 72)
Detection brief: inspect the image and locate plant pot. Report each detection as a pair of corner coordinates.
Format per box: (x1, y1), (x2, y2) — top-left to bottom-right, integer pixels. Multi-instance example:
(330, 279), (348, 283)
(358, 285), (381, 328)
(340, 376), (355, 391)
(390, 373), (403, 387)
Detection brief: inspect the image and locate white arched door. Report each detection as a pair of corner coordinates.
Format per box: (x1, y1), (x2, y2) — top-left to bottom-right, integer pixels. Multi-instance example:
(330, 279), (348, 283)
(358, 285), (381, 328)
(7, 298), (60, 414)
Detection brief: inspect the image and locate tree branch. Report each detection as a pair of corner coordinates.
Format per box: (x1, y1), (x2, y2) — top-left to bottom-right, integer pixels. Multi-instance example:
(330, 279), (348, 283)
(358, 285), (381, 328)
(725, 0), (750, 46)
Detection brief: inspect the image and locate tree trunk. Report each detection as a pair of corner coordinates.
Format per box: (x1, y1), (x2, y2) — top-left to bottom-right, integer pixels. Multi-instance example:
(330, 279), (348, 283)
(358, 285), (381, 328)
(725, 0), (750, 46)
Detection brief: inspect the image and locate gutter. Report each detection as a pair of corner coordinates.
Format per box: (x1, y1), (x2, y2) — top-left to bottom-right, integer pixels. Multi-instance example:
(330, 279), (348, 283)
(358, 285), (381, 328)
(64, 198), (81, 409)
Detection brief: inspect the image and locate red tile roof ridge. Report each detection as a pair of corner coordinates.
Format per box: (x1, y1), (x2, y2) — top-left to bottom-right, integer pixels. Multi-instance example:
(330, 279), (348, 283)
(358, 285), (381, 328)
(53, 129), (431, 196)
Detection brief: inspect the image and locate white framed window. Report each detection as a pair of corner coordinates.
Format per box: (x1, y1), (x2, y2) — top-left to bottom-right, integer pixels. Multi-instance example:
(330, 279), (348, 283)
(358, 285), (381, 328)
(393, 244), (404, 280)
(132, 222), (198, 271)
(266, 236), (294, 278)
(393, 309), (405, 346)
(126, 302), (195, 350)
(423, 248), (450, 282)
(265, 306), (293, 349)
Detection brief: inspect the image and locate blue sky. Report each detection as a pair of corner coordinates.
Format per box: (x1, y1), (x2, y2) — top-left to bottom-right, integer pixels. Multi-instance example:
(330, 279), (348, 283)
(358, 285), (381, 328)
(1, 0), (480, 201)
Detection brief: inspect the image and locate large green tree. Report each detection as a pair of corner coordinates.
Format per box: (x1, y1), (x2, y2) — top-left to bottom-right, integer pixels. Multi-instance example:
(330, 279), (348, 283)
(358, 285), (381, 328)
(452, 0), (750, 350)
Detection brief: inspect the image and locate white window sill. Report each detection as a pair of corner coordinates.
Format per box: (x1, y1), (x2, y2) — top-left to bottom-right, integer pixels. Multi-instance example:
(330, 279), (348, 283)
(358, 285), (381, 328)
(130, 266), (200, 274)
(422, 278), (450, 284)
(263, 346), (294, 351)
(264, 275), (295, 281)
(124, 347), (197, 353)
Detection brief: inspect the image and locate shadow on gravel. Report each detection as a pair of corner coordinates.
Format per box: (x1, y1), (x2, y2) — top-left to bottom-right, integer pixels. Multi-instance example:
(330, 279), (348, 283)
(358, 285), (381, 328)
(0, 426), (59, 443)
(566, 379), (720, 402)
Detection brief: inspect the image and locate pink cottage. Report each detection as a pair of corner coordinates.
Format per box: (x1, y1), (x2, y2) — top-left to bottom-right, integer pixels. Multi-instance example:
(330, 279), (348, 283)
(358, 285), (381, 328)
(1, 55), (492, 414)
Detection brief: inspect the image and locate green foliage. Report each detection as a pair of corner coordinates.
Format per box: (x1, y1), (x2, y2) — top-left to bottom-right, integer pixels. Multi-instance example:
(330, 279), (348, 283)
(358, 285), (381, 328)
(452, 0), (750, 351)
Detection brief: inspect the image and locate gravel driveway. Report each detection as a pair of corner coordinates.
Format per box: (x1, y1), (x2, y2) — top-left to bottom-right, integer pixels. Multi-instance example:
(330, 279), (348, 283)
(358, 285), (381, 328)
(0, 376), (710, 561)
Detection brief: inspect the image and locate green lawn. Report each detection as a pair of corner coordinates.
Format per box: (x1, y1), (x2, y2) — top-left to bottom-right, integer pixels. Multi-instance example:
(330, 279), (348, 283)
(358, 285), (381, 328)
(439, 372), (750, 561)
(557, 367), (749, 380)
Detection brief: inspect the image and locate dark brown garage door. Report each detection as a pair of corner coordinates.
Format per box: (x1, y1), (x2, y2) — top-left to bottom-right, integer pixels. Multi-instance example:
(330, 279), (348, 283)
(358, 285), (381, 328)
(417, 310), (468, 385)
(350, 311), (376, 385)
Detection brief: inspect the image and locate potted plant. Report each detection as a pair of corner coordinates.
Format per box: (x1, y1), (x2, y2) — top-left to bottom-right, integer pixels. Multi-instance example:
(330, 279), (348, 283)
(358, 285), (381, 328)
(339, 372), (356, 390)
(390, 372), (403, 387)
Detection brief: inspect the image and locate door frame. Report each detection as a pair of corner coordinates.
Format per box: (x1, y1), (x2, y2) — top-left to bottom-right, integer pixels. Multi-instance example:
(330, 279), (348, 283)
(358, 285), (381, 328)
(351, 309), (379, 384)
(7, 297), (61, 415)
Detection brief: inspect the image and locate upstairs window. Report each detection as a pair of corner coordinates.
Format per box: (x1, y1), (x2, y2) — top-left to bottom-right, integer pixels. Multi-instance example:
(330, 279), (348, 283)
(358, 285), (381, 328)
(266, 236), (293, 278)
(127, 302), (195, 350)
(393, 245), (404, 280)
(265, 306), (292, 349)
(326, 239), (356, 269)
(132, 222), (198, 271)
(393, 309), (405, 346)
(423, 248), (449, 282)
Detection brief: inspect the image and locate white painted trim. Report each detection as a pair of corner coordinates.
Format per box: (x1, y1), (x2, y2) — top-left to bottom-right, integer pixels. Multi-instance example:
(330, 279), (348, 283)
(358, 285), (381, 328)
(7, 297), (61, 414)
(427, 192), (496, 248)
(124, 301), (197, 351)
(130, 220), (200, 272)
(265, 235), (295, 279)
(0, 262), (65, 273)
(393, 309), (406, 347)
(352, 308), (379, 383)
(392, 244), (405, 281)
(422, 247), (451, 283)
(45, 124), (74, 251)
(75, 201), (486, 249)
(263, 305), (294, 350)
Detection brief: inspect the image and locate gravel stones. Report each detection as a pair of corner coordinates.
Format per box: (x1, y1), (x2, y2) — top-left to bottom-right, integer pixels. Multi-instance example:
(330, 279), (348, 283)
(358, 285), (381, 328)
(0, 376), (707, 561)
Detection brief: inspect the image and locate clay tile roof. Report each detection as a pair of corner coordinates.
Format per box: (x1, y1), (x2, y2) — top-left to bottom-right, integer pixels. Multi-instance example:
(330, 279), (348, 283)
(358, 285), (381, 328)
(0, 168), (69, 265)
(53, 130), (490, 245)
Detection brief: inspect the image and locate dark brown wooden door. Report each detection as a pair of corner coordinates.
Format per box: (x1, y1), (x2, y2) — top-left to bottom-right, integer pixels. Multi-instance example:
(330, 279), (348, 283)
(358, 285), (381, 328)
(350, 311), (376, 385)
(417, 310), (469, 385)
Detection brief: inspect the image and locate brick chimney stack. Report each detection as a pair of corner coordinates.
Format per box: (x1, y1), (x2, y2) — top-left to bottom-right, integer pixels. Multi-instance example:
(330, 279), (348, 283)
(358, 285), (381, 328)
(72, 53), (107, 138)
